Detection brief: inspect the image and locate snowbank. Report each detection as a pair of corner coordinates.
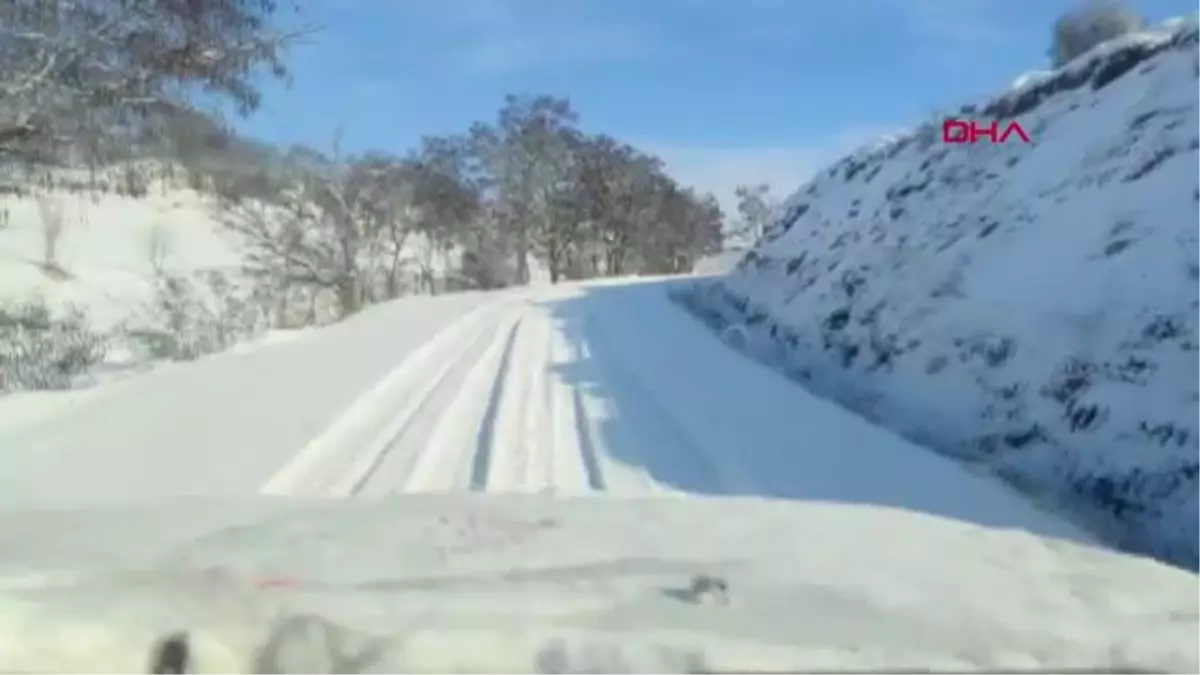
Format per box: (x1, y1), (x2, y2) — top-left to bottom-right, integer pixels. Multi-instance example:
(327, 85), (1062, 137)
(681, 20), (1200, 569)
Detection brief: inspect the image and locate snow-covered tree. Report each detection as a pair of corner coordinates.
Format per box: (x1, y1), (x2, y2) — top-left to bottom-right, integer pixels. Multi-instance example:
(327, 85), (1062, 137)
(0, 0), (304, 165)
(732, 183), (780, 247)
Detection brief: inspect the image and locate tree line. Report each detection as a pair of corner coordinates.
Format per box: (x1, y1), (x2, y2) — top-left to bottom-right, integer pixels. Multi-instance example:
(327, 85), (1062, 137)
(205, 93), (726, 319)
(1, 0), (726, 326)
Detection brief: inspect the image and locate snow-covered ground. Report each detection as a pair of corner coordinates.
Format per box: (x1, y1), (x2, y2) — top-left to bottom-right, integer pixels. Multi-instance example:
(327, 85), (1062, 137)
(0, 173), (479, 387)
(682, 19), (1200, 570)
(0, 279), (1093, 537)
(0, 278), (1194, 672)
(0, 184), (242, 332)
(0, 288), (496, 503)
(0, 174), (546, 331)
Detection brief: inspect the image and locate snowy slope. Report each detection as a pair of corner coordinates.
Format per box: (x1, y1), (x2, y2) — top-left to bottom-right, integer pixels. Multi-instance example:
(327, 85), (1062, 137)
(681, 20), (1200, 569)
(0, 173), (470, 348)
(0, 498), (1195, 673)
(0, 184), (243, 332)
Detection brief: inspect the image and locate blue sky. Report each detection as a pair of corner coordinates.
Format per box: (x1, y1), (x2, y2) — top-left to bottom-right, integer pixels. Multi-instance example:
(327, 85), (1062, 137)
(233, 0), (1195, 210)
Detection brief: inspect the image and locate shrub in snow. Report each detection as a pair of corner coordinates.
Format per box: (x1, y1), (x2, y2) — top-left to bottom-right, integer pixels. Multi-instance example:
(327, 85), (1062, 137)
(129, 270), (267, 361)
(0, 300), (108, 392)
(1051, 1), (1144, 67)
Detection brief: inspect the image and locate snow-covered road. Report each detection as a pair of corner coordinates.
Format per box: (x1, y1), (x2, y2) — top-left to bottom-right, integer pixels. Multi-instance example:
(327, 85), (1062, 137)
(2, 279), (1197, 673)
(257, 290), (620, 498)
(2, 278), (1089, 541)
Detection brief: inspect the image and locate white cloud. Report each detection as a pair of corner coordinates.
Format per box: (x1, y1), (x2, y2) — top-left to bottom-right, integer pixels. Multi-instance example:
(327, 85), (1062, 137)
(645, 127), (895, 215)
(648, 146), (826, 214)
(902, 0), (1015, 47)
(459, 21), (654, 74)
(400, 0), (658, 74)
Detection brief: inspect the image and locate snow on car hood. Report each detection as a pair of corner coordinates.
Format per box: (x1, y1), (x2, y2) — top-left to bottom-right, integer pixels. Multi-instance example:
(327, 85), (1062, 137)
(0, 496), (1195, 673)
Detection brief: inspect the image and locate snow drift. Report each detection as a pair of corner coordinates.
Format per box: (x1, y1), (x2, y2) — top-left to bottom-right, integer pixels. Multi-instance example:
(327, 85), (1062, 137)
(680, 19), (1200, 569)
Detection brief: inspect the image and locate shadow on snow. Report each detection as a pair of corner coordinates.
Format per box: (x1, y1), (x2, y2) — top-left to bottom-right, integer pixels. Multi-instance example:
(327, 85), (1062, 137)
(535, 279), (1090, 545)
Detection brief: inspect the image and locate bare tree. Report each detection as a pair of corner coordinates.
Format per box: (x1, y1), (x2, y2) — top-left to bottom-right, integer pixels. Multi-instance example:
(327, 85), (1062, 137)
(732, 183), (779, 247)
(218, 88), (729, 322)
(374, 162), (419, 299)
(635, 176), (723, 274)
(288, 142), (375, 317)
(223, 137), (479, 317)
(578, 136), (663, 277)
(407, 138), (481, 293)
(221, 165), (371, 321)
(468, 95), (581, 284)
(0, 0), (308, 166)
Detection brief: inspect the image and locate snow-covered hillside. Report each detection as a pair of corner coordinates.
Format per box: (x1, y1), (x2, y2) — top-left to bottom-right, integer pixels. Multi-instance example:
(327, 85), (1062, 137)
(0, 183), (243, 331)
(0, 171), (480, 388)
(680, 19), (1200, 569)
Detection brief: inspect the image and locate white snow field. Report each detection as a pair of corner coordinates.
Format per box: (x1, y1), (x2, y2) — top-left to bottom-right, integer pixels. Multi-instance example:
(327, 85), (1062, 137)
(0, 278), (1196, 672)
(0, 180), (243, 332)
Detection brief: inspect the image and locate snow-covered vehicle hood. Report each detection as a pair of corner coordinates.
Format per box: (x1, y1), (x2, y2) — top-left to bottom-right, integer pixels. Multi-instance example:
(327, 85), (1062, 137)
(0, 496), (1194, 673)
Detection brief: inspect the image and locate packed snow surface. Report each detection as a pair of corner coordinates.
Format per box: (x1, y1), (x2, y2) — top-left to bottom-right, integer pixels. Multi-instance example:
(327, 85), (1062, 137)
(0, 278), (1195, 672)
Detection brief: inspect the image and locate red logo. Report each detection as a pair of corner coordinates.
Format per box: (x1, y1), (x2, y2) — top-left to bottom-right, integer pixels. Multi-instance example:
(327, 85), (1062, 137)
(942, 119), (1031, 144)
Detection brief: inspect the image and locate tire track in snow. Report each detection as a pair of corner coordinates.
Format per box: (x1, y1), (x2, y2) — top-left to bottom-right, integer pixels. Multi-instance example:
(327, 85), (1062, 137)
(267, 295), (680, 498)
(400, 312), (523, 493)
(480, 309), (548, 492)
(331, 317), (502, 498)
(470, 308), (604, 495)
(551, 321), (604, 492)
(258, 304), (498, 497)
(403, 306), (606, 495)
(519, 315), (556, 493)
(468, 318), (523, 492)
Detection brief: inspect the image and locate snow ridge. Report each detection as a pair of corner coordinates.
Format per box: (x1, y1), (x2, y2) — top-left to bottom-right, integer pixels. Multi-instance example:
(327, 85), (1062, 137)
(684, 19), (1200, 569)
